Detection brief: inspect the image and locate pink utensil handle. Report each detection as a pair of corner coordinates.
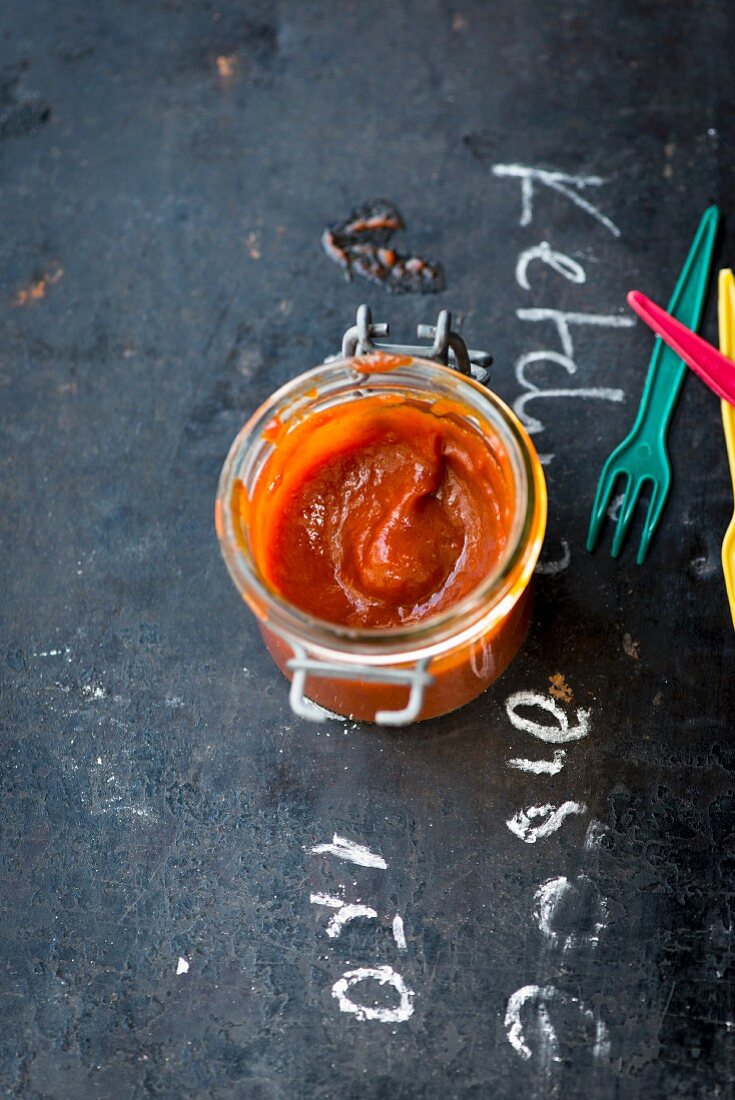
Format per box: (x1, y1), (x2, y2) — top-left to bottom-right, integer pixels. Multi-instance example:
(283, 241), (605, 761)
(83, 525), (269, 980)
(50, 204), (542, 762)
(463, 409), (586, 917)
(627, 289), (735, 407)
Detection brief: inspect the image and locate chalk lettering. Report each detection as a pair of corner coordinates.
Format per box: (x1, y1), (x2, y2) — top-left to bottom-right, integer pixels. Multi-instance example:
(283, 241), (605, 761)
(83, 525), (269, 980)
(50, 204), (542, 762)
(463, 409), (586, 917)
(517, 308), (633, 359)
(507, 749), (567, 775)
(492, 164), (621, 237)
(310, 894), (379, 939)
(392, 914), (407, 951)
(533, 875), (608, 948)
(505, 691), (590, 744)
(516, 241), (586, 291)
(505, 984), (610, 1062)
(506, 802), (587, 844)
(332, 965), (415, 1023)
(513, 308), (632, 436)
(310, 835), (387, 869)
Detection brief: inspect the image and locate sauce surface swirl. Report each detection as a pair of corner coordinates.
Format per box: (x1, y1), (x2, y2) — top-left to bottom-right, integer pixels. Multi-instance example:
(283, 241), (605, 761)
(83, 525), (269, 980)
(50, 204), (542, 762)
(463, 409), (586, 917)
(238, 394), (516, 629)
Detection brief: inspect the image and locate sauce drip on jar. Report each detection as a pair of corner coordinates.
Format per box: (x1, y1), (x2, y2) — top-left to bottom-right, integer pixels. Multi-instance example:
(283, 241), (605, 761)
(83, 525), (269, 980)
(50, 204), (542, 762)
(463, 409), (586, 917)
(236, 392), (516, 630)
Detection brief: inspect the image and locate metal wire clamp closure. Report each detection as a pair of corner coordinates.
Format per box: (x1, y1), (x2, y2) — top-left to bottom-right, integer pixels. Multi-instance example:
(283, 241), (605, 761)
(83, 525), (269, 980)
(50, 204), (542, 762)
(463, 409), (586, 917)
(286, 643), (434, 727)
(331, 303), (493, 384)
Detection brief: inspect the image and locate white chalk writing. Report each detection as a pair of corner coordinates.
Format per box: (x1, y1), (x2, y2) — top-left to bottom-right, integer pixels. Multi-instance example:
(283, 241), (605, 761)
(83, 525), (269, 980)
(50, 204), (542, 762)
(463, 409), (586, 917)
(507, 749), (567, 775)
(505, 691), (590, 744)
(533, 875), (608, 949)
(516, 241), (586, 291)
(308, 835), (411, 1023)
(332, 965), (415, 1023)
(506, 801), (588, 844)
(535, 539), (571, 576)
(310, 834), (387, 869)
(492, 164), (621, 237)
(505, 984), (610, 1062)
(310, 894), (378, 939)
(513, 308), (632, 436)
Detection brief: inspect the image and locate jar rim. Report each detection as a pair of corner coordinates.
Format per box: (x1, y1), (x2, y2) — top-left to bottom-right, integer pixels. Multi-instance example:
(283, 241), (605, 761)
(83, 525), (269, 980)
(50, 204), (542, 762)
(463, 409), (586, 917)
(215, 355), (547, 663)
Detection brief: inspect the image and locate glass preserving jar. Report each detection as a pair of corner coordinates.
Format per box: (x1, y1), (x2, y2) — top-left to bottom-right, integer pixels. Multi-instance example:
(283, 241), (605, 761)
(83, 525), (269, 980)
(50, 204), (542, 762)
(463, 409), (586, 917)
(215, 330), (546, 726)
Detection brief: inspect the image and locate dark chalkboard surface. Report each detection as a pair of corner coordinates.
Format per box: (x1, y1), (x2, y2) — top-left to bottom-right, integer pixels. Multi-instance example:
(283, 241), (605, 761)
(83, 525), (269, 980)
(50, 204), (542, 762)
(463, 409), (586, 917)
(2, 1), (735, 1097)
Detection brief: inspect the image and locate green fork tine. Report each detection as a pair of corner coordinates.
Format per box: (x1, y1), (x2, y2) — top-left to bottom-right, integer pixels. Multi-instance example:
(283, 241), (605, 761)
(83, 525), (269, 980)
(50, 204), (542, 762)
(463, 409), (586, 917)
(586, 206), (720, 564)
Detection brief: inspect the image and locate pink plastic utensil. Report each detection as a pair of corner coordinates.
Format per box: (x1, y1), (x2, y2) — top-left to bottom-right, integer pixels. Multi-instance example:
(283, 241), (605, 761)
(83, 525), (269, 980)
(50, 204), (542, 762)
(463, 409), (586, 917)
(627, 290), (735, 407)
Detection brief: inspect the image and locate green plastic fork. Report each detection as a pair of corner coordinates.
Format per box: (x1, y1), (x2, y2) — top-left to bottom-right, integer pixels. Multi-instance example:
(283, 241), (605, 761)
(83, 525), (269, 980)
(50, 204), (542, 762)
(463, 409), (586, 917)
(587, 205), (720, 564)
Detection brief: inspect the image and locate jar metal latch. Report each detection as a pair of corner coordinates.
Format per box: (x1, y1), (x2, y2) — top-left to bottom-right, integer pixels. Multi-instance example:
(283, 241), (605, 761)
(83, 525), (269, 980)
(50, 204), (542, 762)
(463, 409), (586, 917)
(286, 643), (434, 727)
(330, 303), (493, 384)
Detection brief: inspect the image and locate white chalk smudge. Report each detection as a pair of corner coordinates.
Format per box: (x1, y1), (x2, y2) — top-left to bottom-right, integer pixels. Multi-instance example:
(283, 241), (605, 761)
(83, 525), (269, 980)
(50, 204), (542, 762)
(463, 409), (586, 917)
(98, 803), (152, 818)
(392, 914), (407, 951)
(533, 875), (608, 948)
(534, 877), (572, 943)
(507, 749), (567, 775)
(310, 835), (387, 869)
(505, 984), (610, 1062)
(584, 820), (610, 851)
(332, 965), (415, 1023)
(176, 957), (189, 975)
(505, 984), (557, 1061)
(506, 802), (587, 843)
(594, 1018), (611, 1061)
(535, 539), (571, 576)
(607, 493), (625, 522)
(506, 691), (590, 744)
(690, 555), (718, 579)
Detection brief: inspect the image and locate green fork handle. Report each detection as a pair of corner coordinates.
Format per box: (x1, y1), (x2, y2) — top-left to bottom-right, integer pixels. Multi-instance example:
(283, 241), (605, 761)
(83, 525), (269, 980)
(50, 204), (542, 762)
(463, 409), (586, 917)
(629, 205), (720, 437)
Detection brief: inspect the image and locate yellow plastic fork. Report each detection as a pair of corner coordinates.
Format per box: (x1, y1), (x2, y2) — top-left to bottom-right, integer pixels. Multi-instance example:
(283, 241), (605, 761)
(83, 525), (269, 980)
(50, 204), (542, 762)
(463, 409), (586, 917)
(718, 269), (735, 629)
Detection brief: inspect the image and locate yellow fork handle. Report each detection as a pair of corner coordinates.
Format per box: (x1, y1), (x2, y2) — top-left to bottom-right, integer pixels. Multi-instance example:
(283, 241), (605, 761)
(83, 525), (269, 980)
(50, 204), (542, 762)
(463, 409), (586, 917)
(717, 270), (735, 629)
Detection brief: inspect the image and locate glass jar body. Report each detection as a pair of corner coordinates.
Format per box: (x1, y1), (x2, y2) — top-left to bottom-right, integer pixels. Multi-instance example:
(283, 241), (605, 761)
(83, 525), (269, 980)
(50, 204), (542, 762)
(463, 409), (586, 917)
(216, 355), (546, 725)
